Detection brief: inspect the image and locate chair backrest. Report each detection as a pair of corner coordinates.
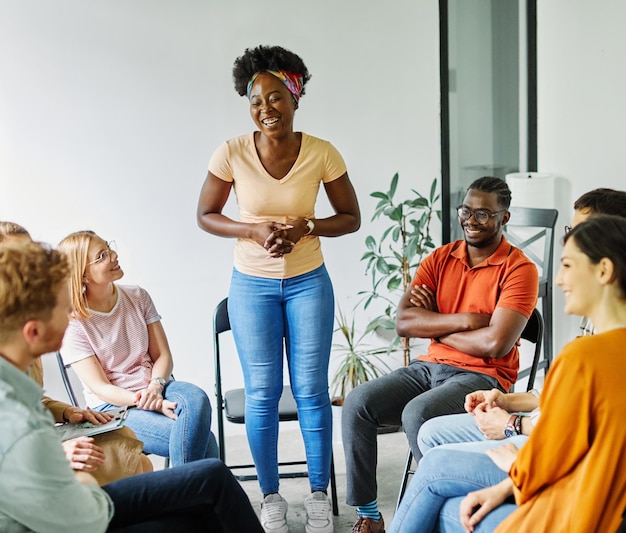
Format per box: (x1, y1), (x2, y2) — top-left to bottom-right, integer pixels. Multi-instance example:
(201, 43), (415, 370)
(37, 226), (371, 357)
(56, 351), (82, 407)
(213, 297), (230, 460)
(506, 206), (558, 374)
(214, 297), (231, 335)
(506, 206), (559, 286)
(516, 308), (544, 392)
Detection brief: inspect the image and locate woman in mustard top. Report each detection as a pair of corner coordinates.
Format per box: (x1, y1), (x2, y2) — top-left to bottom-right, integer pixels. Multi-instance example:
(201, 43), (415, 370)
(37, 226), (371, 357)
(389, 214), (626, 533)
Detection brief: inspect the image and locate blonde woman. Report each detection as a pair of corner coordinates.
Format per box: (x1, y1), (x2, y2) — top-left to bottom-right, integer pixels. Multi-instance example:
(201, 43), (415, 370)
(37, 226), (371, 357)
(58, 230), (218, 466)
(0, 221), (151, 484)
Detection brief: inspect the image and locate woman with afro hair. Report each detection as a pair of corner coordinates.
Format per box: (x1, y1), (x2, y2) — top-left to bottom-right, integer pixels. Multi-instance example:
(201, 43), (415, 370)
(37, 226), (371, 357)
(197, 45), (360, 533)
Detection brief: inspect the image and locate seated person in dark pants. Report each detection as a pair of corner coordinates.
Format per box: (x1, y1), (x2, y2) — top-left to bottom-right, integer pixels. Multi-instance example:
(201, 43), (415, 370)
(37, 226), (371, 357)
(342, 177), (538, 533)
(0, 241), (263, 533)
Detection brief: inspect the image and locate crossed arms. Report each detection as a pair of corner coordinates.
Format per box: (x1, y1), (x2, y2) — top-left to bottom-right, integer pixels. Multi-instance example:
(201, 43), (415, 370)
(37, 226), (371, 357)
(396, 284), (528, 360)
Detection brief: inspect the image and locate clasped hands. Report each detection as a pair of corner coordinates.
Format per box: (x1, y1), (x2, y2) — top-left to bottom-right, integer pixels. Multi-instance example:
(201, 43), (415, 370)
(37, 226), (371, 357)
(465, 388), (512, 440)
(256, 220), (309, 258)
(135, 383), (178, 420)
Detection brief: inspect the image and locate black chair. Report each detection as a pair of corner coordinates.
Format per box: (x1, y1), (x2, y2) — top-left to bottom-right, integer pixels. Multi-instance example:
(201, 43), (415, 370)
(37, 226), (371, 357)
(506, 206), (558, 373)
(55, 351), (171, 468)
(395, 307), (545, 509)
(213, 297), (339, 515)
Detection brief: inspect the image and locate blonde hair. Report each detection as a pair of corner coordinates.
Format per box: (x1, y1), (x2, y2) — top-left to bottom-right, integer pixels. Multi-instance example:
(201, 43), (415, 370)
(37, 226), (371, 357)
(57, 230), (97, 319)
(0, 243), (69, 344)
(0, 221), (31, 243)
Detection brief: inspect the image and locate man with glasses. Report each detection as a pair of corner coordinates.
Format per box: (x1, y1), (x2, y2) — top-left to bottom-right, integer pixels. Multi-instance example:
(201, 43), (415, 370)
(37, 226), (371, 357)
(343, 177), (539, 533)
(415, 186), (626, 456)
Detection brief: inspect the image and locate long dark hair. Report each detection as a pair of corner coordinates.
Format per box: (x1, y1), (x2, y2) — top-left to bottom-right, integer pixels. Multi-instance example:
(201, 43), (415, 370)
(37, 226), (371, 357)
(564, 214), (626, 297)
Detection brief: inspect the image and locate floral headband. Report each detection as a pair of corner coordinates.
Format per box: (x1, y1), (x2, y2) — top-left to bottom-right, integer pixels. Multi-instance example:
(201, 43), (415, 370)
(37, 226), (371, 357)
(246, 69), (304, 104)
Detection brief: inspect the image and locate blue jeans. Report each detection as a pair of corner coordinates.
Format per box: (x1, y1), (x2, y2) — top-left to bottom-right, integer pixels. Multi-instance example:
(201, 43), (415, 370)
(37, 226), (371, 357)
(388, 447), (516, 533)
(418, 413), (529, 455)
(103, 458), (264, 532)
(228, 265), (334, 495)
(95, 381), (219, 466)
(438, 496), (517, 533)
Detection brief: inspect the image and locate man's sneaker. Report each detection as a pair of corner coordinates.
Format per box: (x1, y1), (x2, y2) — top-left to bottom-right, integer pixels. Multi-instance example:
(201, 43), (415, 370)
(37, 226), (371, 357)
(261, 493), (288, 533)
(352, 515), (385, 533)
(304, 491), (334, 533)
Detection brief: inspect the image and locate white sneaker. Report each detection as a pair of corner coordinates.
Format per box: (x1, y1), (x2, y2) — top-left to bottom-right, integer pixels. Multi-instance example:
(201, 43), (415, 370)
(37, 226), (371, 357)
(261, 493), (289, 533)
(304, 491), (334, 533)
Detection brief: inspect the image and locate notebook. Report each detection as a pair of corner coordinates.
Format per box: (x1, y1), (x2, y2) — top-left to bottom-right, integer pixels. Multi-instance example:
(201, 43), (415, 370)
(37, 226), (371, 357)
(55, 406), (130, 441)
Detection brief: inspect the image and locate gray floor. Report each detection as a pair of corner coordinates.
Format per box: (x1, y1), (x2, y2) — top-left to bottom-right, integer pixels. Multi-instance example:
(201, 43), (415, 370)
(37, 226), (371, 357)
(223, 423), (410, 533)
(150, 424), (409, 532)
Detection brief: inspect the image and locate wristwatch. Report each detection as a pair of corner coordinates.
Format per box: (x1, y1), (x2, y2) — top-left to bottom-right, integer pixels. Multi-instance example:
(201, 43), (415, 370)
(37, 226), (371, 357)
(304, 218), (315, 235)
(504, 414), (519, 438)
(151, 377), (168, 388)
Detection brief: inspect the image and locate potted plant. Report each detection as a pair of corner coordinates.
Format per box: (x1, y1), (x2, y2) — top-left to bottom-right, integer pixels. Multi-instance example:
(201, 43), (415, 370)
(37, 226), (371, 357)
(330, 306), (392, 405)
(330, 173), (441, 403)
(359, 173), (440, 366)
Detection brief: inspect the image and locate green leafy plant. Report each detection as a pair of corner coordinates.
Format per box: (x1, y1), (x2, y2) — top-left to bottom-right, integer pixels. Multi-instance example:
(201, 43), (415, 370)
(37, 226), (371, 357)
(359, 173), (440, 365)
(330, 306), (392, 403)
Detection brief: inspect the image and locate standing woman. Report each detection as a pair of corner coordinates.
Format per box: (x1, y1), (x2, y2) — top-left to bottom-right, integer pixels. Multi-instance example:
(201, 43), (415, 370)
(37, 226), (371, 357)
(197, 45), (360, 533)
(58, 231), (219, 467)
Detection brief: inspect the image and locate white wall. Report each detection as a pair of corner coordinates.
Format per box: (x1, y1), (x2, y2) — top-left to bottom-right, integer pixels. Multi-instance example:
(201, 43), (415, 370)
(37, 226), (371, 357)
(537, 0), (626, 354)
(0, 1), (441, 418)
(2, 0), (624, 423)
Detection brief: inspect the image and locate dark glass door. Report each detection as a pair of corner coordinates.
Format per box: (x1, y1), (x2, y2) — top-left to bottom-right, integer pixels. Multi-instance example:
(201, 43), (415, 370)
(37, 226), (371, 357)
(440, 0), (537, 243)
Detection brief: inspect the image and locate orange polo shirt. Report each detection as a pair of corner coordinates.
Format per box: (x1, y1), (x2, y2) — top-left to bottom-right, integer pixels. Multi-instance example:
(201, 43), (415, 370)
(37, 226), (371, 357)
(413, 236), (538, 391)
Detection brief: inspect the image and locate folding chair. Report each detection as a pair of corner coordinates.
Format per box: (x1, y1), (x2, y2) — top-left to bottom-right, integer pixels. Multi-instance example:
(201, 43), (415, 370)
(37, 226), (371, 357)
(506, 206), (558, 373)
(395, 308), (544, 509)
(213, 297), (339, 515)
(55, 351), (171, 469)
(55, 351), (83, 408)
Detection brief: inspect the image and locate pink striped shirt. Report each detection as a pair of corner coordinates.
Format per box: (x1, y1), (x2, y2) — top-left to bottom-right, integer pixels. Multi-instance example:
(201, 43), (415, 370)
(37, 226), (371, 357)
(61, 285), (161, 408)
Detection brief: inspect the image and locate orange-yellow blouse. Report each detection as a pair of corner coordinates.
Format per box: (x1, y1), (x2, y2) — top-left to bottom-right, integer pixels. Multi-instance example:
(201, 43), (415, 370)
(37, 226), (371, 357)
(208, 132), (347, 279)
(497, 328), (626, 532)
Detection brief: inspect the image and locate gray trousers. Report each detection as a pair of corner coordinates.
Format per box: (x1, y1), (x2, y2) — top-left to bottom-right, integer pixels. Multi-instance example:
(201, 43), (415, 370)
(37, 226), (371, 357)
(341, 360), (502, 507)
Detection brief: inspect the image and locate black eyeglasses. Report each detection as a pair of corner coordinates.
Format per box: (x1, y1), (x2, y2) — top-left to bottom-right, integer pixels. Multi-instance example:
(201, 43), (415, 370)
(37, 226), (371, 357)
(456, 206), (506, 225)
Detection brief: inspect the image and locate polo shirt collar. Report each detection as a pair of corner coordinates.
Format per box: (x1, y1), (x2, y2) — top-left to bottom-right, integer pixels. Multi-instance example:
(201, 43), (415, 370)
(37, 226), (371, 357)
(452, 235), (511, 268)
(0, 355), (43, 407)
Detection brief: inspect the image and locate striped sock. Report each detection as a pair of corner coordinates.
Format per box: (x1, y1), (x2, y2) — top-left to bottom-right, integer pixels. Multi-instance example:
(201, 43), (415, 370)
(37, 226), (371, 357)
(357, 500), (381, 521)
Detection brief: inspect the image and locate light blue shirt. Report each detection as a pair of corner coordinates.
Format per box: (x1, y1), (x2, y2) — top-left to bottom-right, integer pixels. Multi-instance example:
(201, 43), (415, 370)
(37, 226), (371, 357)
(0, 356), (113, 533)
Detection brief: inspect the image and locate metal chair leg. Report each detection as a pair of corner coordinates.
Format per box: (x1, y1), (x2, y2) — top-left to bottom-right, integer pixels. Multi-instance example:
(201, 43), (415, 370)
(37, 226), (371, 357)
(396, 449), (415, 510)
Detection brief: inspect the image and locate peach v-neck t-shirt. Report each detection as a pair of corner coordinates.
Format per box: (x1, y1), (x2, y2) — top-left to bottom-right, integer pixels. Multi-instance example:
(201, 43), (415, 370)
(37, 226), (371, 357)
(208, 132), (347, 279)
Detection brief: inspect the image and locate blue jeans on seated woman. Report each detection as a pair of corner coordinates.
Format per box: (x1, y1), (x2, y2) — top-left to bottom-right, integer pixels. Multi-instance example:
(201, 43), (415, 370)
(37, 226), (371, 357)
(95, 380), (219, 466)
(228, 264), (334, 495)
(418, 412), (529, 455)
(388, 446), (518, 533)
